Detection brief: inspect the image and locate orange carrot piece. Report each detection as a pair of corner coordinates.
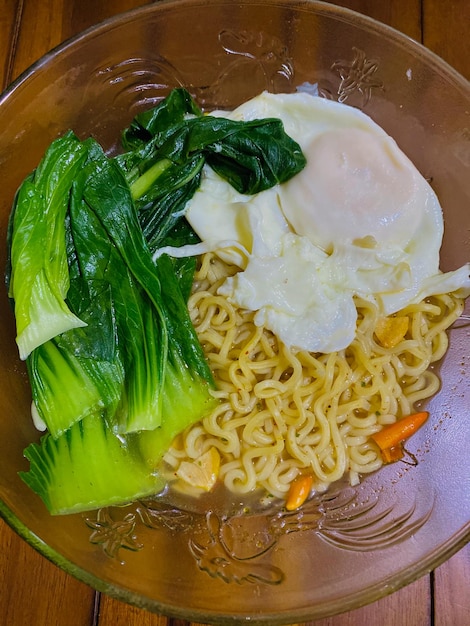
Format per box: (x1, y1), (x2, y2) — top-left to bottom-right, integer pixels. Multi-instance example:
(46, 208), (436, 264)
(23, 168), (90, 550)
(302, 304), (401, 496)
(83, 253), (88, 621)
(381, 445), (405, 464)
(372, 411), (429, 451)
(285, 474), (313, 511)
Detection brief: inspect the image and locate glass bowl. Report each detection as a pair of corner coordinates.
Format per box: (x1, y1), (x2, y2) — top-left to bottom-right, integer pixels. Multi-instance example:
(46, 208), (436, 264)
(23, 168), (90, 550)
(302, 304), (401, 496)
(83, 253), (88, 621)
(0, 1), (469, 623)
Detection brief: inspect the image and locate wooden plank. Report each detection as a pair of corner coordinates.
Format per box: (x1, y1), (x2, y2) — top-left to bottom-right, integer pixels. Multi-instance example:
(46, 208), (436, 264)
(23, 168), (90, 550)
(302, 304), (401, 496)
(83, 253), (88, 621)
(66, 0), (151, 37)
(322, 0), (422, 40)
(9, 0), (68, 82)
(9, 0), (151, 82)
(97, 593), (170, 626)
(423, 0), (470, 79)
(433, 542), (470, 626)
(0, 0), (20, 89)
(303, 576), (430, 626)
(0, 518), (96, 626)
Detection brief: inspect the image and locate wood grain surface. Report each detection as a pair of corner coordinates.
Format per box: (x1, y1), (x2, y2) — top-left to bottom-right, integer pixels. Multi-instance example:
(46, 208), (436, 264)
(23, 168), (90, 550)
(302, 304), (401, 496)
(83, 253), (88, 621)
(0, 1), (469, 624)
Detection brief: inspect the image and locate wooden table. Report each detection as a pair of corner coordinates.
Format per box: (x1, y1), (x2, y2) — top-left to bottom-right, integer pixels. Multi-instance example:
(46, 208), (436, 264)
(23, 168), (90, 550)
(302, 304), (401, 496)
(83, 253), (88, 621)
(1, 1), (469, 624)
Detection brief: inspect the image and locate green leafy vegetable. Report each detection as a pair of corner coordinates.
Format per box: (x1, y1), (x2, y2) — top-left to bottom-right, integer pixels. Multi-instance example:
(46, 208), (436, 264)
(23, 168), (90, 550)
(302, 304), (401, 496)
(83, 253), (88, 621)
(20, 412), (163, 515)
(7, 132), (89, 359)
(8, 88), (307, 515)
(121, 87), (203, 151)
(117, 87), (306, 244)
(72, 142), (219, 434)
(69, 146), (168, 434)
(27, 330), (124, 439)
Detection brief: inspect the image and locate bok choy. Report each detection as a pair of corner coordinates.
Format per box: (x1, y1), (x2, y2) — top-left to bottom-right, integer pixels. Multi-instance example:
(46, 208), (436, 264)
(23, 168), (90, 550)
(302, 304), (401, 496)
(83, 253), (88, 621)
(7, 132), (89, 360)
(7, 88), (306, 514)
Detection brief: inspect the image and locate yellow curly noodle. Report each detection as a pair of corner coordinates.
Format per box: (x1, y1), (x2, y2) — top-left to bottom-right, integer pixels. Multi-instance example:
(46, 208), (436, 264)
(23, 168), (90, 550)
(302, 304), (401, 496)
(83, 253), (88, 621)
(163, 252), (464, 500)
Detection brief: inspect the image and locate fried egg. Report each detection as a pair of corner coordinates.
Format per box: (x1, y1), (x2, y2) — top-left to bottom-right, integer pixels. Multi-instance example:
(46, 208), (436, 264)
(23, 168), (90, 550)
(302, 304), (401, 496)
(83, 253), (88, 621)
(177, 91), (470, 353)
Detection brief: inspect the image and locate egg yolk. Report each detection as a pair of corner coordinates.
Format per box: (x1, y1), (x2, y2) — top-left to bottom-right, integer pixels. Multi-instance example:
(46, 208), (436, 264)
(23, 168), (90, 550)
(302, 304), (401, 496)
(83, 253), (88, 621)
(279, 127), (425, 253)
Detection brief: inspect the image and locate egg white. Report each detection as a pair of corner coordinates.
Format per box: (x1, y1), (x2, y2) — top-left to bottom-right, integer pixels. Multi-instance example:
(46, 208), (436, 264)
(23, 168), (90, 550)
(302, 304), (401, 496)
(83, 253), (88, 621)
(179, 91), (470, 353)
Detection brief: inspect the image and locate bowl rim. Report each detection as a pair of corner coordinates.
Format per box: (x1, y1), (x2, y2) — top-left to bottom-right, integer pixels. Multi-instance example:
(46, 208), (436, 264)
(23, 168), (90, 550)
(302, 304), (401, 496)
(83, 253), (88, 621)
(1, 0), (469, 623)
(1, 0), (469, 108)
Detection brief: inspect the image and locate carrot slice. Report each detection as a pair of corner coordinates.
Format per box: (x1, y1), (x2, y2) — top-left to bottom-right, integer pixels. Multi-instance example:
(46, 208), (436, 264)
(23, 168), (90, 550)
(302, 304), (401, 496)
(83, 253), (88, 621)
(285, 474), (313, 511)
(372, 411), (429, 451)
(381, 445), (405, 464)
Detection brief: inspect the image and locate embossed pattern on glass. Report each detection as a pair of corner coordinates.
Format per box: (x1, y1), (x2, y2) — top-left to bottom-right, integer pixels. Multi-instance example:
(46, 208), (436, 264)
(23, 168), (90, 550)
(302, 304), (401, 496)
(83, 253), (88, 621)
(332, 46), (384, 105)
(85, 482), (435, 585)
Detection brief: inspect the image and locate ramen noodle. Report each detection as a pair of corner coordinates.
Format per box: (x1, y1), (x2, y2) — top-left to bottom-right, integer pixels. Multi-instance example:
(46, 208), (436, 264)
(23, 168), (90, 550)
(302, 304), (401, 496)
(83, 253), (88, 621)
(162, 252), (464, 500)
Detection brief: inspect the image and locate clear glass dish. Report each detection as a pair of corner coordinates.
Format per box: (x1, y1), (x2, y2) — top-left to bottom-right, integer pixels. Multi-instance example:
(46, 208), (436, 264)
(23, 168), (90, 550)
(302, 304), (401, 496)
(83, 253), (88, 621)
(0, 1), (469, 623)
